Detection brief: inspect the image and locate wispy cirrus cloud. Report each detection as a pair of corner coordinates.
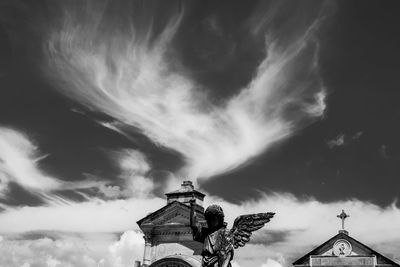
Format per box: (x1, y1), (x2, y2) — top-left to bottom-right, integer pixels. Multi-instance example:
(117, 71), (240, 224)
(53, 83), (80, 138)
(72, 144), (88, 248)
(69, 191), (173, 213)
(0, 127), (63, 195)
(44, 0), (328, 180)
(0, 126), (118, 200)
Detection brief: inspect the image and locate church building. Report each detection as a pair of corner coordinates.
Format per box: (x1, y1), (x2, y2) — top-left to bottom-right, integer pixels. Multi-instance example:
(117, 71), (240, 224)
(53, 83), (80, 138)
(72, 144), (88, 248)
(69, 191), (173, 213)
(136, 181), (205, 267)
(293, 210), (399, 267)
(135, 183), (399, 267)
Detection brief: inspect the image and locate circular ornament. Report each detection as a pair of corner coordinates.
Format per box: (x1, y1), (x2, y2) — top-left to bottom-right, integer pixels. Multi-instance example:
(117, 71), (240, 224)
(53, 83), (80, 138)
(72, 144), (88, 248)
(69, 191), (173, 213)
(333, 239), (352, 256)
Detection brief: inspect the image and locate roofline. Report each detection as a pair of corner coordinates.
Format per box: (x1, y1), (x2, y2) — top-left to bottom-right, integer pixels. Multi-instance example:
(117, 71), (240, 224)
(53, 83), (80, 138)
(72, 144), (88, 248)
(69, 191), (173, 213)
(345, 233), (400, 267)
(293, 232), (343, 265)
(165, 190), (205, 197)
(136, 200), (203, 227)
(292, 232), (400, 266)
(136, 201), (186, 226)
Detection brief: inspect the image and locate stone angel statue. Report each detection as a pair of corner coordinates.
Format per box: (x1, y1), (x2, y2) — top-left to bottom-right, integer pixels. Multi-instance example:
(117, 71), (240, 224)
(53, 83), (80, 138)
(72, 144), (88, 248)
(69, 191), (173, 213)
(190, 200), (275, 267)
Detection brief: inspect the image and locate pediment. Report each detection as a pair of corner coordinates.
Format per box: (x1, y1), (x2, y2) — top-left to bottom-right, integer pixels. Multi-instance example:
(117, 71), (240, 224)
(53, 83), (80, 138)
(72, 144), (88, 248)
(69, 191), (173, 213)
(293, 233), (400, 266)
(321, 247), (359, 256)
(154, 208), (190, 225)
(137, 201), (204, 227)
(312, 234), (370, 257)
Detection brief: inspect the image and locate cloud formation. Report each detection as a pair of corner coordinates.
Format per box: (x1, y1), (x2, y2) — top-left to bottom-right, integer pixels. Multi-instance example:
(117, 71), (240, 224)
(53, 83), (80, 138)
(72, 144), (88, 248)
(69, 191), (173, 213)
(327, 131), (363, 149)
(45, 0), (327, 179)
(0, 127), (62, 195)
(1, 184), (400, 266)
(0, 195), (163, 233)
(98, 149), (157, 199)
(0, 126), (119, 200)
(0, 230), (144, 267)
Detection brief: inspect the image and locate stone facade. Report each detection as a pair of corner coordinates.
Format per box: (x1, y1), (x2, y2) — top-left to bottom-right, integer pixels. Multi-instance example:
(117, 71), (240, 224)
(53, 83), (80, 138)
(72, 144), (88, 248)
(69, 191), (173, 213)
(293, 231), (400, 267)
(137, 181), (204, 267)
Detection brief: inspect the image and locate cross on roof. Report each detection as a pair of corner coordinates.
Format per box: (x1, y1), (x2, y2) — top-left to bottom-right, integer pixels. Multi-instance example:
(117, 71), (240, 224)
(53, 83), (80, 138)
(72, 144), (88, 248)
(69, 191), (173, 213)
(337, 209), (350, 230)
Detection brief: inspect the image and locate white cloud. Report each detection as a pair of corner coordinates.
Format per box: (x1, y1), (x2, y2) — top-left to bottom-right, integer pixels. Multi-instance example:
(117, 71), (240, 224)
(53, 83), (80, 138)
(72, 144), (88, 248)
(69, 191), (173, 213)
(113, 149), (154, 198)
(96, 149), (156, 199)
(107, 231), (144, 267)
(0, 188), (400, 266)
(0, 231), (144, 267)
(203, 193), (400, 266)
(261, 258), (283, 267)
(2, 2), (398, 266)
(0, 196), (164, 233)
(116, 149), (150, 175)
(0, 127), (63, 194)
(45, 1), (327, 179)
(0, 147), (163, 233)
(46, 256), (61, 267)
(327, 131), (364, 149)
(0, 236), (96, 267)
(327, 133), (345, 148)
(205, 193), (400, 245)
(0, 126), (118, 199)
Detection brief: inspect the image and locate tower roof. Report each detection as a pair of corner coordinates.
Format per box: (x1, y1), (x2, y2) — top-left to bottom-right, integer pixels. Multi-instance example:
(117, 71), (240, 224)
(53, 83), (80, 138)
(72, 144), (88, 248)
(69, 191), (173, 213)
(165, 180), (205, 197)
(165, 181), (205, 207)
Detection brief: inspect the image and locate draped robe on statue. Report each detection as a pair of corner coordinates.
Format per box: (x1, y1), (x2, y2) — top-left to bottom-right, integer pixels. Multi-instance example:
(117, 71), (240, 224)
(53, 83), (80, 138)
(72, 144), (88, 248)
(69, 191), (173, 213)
(192, 222), (233, 267)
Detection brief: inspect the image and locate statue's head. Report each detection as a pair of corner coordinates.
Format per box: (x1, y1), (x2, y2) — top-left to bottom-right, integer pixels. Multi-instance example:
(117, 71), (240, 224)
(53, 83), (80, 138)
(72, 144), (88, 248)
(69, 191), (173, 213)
(205, 204), (225, 229)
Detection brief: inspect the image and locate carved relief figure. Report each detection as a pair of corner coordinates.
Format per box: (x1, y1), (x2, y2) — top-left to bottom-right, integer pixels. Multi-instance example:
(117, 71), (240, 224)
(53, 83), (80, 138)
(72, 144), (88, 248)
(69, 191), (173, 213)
(190, 200), (274, 267)
(339, 243), (346, 255)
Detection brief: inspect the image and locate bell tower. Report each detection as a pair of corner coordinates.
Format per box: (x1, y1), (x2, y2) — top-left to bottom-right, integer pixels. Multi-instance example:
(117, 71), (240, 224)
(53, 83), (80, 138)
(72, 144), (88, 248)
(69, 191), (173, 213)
(165, 181), (205, 211)
(136, 180), (205, 267)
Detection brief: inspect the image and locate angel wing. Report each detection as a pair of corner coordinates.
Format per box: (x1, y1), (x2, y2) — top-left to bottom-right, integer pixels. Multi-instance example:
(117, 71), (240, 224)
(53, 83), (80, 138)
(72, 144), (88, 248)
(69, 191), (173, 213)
(228, 212), (275, 249)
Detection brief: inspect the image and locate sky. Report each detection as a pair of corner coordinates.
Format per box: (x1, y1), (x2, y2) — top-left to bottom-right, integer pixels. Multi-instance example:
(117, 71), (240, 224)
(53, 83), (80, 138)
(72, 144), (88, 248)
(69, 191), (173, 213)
(0, 0), (400, 266)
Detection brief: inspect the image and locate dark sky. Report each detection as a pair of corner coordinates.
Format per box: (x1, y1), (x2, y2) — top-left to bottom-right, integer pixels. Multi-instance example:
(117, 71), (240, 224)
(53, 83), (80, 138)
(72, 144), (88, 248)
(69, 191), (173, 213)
(1, 0), (400, 208)
(205, 1), (400, 205)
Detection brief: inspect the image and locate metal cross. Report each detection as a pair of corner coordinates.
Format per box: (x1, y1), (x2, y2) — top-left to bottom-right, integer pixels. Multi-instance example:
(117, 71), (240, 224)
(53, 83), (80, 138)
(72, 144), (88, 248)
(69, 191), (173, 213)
(337, 209), (350, 230)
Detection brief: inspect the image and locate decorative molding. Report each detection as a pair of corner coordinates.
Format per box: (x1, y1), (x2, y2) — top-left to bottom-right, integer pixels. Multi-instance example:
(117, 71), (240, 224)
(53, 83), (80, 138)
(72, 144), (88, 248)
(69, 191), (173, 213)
(154, 230), (193, 236)
(138, 201), (205, 226)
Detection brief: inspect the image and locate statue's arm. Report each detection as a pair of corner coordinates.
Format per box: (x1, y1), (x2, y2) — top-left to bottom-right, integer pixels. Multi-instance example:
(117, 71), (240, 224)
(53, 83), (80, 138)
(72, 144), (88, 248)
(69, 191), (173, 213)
(190, 199), (206, 242)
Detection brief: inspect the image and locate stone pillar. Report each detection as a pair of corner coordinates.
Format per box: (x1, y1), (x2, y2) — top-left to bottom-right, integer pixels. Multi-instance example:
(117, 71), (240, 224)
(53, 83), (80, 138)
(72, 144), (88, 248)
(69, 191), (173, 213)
(142, 233), (152, 266)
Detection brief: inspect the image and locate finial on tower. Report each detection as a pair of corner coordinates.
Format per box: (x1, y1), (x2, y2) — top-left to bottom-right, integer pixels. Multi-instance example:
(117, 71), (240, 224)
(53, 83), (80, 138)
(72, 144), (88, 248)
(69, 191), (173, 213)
(165, 180), (205, 209)
(337, 209), (350, 235)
